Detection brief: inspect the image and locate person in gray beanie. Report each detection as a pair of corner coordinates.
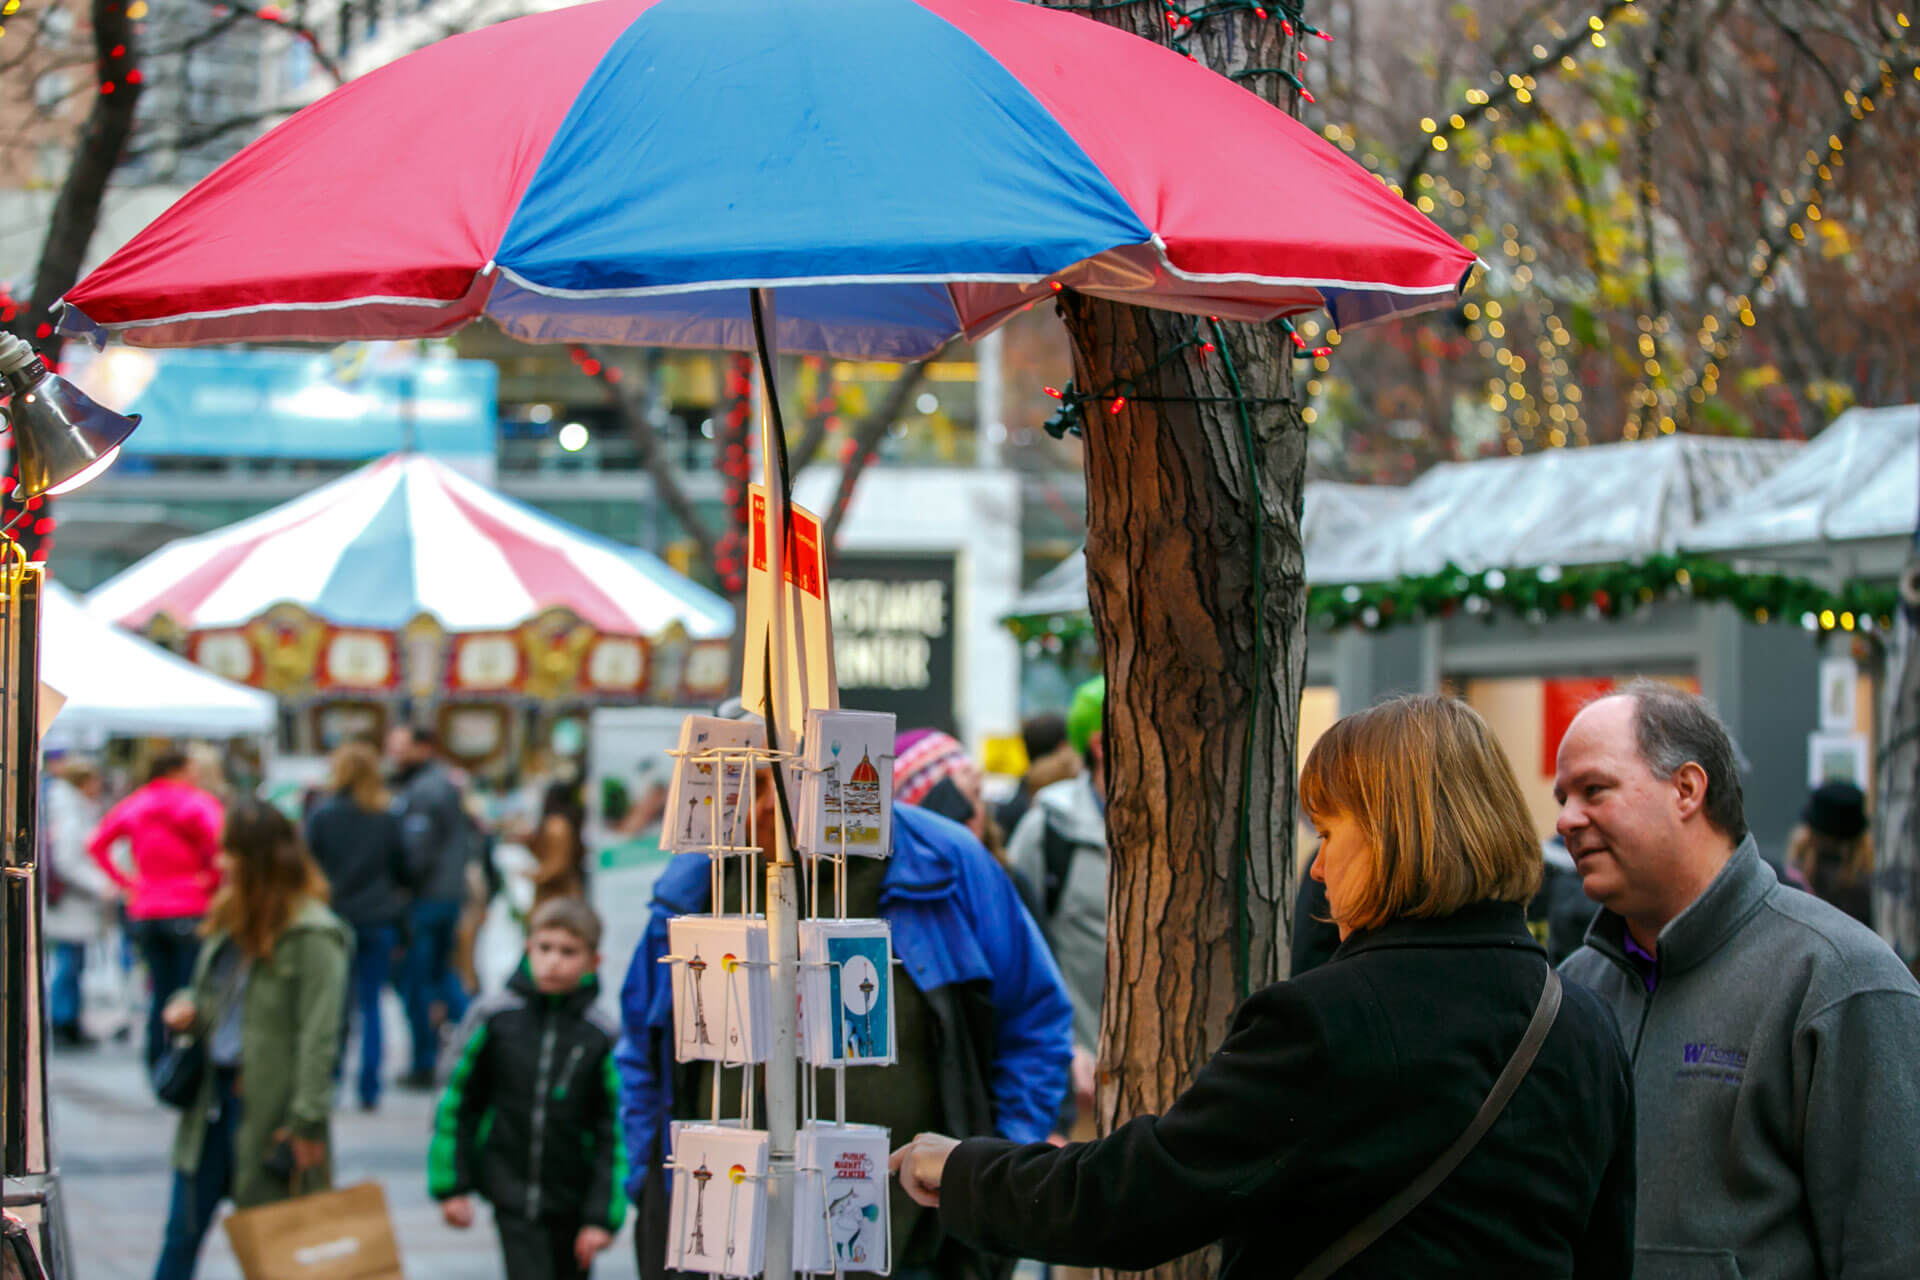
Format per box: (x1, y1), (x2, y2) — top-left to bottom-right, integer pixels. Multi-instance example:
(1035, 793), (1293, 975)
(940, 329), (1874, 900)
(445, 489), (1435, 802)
(1556, 681), (1920, 1280)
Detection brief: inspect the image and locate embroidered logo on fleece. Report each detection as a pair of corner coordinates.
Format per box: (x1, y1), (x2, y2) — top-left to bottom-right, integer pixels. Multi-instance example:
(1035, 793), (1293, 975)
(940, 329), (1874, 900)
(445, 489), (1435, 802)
(1678, 1041), (1747, 1085)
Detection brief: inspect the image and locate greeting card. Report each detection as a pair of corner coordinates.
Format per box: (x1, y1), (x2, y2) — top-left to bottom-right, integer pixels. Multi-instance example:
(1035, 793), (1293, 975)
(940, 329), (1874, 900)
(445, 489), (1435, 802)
(668, 1123), (770, 1277)
(661, 715), (765, 854)
(798, 918), (895, 1067)
(797, 709), (896, 859)
(795, 1122), (891, 1274)
(670, 916), (772, 1063)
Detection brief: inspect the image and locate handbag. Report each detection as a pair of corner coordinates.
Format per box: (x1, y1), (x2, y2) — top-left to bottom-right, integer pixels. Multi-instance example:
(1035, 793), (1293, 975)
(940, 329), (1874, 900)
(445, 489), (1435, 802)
(1292, 967), (1564, 1280)
(151, 943), (244, 1111)
(151, 1032), (208, 1110)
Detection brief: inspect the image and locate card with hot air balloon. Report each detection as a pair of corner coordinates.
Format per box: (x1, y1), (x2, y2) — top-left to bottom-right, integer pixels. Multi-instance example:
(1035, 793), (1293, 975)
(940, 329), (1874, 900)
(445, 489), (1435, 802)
(667, 1123), (769, 1277)
(797, 709), (895, 858)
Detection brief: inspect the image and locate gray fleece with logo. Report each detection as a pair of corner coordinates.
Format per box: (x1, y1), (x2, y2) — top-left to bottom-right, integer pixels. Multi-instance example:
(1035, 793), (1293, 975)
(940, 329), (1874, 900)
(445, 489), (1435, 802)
(1561, 837), (1920, 1280)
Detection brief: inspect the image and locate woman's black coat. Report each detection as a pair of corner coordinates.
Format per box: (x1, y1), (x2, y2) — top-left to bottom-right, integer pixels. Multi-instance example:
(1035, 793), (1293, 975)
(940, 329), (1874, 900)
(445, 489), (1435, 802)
(939, 902), (1634, 1278)
(303, 790), (411, 928)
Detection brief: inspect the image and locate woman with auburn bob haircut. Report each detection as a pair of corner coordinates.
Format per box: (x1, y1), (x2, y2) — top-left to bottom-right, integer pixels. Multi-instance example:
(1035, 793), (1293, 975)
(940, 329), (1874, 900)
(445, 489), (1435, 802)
(892, 695), (1636, 1279)
(1300, 692), (1542, 937)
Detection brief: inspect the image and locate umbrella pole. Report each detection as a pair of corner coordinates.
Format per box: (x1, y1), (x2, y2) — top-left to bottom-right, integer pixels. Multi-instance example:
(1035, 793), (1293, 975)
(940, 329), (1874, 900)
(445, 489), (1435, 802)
(752, 286), (800, 1279)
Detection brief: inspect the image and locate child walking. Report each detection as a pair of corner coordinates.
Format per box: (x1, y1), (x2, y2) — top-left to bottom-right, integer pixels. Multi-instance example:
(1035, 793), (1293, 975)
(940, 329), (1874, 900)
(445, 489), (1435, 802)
(431, 897), (627, 1277)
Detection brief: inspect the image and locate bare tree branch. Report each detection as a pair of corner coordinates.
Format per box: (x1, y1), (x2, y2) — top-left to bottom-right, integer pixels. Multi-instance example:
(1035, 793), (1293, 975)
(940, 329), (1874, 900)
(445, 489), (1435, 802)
(822, 345), (948, 555)
(581, 345), (719, 561)
(1673, 51), (1920, 427)
(1401, 0), (1641, 194)
(199, 0), (346, 87)
(124, 107), (298, 161)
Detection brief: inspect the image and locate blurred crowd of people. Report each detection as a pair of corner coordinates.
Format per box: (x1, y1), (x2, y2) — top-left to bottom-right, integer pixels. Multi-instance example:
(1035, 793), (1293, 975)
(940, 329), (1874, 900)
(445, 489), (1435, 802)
(39, 676), (1912, 1280)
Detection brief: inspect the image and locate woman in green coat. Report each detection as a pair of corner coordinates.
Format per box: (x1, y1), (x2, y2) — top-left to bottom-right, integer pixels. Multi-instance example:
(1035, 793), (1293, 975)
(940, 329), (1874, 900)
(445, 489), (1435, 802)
(153, 799), (351, 1280)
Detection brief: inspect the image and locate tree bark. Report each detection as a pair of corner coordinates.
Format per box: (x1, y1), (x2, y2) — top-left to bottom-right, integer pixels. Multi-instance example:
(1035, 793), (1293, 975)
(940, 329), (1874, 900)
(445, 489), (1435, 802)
(1035, 6), (1309, 1279)
(14, 0), (144, 346)
(1064, 296), (1306, 1280)
(1875, 539), (1920, 976)
(3, 0), (144, 562)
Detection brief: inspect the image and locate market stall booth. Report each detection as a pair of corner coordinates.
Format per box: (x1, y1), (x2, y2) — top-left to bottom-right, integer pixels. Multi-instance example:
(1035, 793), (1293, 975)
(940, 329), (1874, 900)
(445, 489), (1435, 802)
(1006, 434), (1874, 849)
(86, 452), (734, 771)
(39, 581), (276, 748)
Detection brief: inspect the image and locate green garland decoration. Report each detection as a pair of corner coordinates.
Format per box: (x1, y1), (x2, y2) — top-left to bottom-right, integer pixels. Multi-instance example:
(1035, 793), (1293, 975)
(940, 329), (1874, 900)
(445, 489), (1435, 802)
(1006, 553), (1898, 648)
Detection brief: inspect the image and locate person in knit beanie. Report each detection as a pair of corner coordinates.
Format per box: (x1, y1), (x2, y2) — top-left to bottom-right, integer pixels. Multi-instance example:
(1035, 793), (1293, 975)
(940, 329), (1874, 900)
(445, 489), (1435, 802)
(894, 729), (999, 853)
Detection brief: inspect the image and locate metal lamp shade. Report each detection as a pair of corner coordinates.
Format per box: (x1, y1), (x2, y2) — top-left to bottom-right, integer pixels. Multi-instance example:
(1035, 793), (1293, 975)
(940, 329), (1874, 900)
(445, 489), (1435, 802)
(4, 364), (139, 500)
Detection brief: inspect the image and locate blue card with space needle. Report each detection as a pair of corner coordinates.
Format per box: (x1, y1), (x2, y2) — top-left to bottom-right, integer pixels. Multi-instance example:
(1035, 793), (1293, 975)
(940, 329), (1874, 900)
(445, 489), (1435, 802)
(799, 919), (895, 1067)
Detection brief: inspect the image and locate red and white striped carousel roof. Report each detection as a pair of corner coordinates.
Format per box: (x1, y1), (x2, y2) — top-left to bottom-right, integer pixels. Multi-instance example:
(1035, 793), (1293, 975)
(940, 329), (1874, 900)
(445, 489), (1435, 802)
(86, 453), (733, 638)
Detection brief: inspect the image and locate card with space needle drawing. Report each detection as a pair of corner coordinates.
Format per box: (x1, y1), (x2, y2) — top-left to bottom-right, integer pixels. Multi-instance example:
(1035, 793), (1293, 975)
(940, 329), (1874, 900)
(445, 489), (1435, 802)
(661, 715), (766, 854)
(798, 919), (894, 1067)
(670, 916), (771, 1064)
(668, 1123), (768, 1277)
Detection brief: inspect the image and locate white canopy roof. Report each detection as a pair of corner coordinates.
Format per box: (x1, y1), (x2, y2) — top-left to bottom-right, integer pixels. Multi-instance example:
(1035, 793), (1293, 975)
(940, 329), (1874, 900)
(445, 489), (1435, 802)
(1682, 405), (1920, 553)
(1312, 435), (1798, 584)
(41, 581), (277, 746)
(1006, 436), (1806, 620)
(1005, 481), (1406, 618)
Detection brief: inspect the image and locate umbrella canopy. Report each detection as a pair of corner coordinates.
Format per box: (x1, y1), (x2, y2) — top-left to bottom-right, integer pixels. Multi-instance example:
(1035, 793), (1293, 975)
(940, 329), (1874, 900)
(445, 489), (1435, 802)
(60, 0), (1475, 359)
(41, 581), (277, 743)
(86, 453), (733, 637)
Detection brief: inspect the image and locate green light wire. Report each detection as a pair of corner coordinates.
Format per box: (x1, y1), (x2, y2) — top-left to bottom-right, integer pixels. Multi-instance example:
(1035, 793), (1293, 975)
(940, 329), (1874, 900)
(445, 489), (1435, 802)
(1209, 316), (1258, 1002)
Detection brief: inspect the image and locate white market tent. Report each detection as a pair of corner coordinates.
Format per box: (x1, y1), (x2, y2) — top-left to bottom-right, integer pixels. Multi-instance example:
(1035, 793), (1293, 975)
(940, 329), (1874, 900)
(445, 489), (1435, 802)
(1005, 436), (1798, 620)
(41, 581), (277, 746)
(1310, 434), (1800, 584)
(1005, 481), (1407, 620)
(1682, 405), (1920, 577)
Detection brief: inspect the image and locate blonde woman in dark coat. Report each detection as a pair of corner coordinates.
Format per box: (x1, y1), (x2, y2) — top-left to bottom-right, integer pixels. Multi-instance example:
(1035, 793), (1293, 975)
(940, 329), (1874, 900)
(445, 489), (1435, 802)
(894, 695), (1635, 1279)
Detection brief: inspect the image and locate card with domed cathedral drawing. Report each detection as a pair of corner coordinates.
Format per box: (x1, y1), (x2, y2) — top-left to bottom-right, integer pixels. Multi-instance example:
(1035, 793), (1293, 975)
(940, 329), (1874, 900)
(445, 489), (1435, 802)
(797, 709), (895, 858)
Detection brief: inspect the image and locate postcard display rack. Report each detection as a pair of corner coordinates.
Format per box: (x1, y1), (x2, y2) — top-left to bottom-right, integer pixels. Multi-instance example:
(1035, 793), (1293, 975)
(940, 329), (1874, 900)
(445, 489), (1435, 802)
(660, 707), (900, 1277)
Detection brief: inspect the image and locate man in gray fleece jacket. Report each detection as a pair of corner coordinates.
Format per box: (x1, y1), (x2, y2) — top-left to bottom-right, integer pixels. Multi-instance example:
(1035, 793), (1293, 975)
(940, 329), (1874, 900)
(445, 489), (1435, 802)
(1556, 682), (1920, 1280)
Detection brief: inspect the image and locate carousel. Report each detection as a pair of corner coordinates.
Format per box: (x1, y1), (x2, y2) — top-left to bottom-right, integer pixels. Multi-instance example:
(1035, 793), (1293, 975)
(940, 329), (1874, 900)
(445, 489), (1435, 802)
(85, 452), (734, 769)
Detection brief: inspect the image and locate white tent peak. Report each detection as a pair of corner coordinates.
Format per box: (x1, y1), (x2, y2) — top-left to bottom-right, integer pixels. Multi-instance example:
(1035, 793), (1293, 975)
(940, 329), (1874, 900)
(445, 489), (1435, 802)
(1312, 433), (1799, 584)
(1682, 405), (1920, 553)
(40, 579), (277, 747)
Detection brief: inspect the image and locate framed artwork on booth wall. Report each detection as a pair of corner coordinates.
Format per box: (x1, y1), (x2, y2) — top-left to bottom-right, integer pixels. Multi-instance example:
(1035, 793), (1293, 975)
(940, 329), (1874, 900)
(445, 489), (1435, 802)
(1806, 730), (1868, 788)
(1818, 658), (1858, 733)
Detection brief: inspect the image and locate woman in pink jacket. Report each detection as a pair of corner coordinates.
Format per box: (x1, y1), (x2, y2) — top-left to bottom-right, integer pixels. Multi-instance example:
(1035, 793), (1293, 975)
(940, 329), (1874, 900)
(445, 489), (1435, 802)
(89, 749), (225, 1072)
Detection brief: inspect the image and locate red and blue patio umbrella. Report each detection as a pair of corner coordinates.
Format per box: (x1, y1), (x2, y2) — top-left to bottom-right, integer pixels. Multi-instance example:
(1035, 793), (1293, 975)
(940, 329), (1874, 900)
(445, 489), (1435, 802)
(60, 0), (1476, 359)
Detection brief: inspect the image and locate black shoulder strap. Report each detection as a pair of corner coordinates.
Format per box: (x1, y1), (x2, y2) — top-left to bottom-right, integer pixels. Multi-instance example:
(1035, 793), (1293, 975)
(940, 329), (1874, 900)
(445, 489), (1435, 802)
(1292, 968), (1563, 1280)
(1040, 813), (1080, 921)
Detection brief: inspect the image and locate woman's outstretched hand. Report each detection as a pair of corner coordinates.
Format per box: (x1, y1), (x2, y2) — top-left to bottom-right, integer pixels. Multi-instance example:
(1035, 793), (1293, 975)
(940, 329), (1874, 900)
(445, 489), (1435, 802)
(889, 1132), (960, 1208)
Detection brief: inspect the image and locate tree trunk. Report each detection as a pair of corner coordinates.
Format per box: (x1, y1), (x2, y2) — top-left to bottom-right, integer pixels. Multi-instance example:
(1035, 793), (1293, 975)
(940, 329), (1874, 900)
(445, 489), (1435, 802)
(1038, 7), (1308, 1279)
(3, 0), (144, 561)
(1874, 541), (1920, 976)
(1064, 294), (1306, 1279)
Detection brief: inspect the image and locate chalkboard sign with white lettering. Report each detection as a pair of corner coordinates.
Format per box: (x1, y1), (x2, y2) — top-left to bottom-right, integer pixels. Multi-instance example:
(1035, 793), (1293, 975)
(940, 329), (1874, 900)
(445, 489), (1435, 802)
(830, 554), (957, 737)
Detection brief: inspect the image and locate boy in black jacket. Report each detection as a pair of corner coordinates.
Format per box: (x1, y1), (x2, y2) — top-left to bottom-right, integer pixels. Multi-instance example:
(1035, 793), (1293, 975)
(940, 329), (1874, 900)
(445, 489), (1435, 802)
(431, 898), (628, 1278)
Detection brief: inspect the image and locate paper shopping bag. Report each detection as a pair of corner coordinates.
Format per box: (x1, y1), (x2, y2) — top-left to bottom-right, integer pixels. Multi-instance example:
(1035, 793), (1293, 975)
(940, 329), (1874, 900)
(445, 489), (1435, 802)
(222, 1182), (403, 1279)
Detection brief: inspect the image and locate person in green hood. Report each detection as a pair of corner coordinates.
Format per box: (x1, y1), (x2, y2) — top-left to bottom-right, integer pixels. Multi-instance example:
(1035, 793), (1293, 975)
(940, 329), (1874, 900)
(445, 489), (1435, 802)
(153, 799), (351, 1280)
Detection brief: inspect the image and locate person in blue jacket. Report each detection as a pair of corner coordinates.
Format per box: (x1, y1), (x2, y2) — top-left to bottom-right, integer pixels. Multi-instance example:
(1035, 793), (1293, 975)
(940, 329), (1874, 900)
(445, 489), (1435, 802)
(616, 763), (1073, 1280)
